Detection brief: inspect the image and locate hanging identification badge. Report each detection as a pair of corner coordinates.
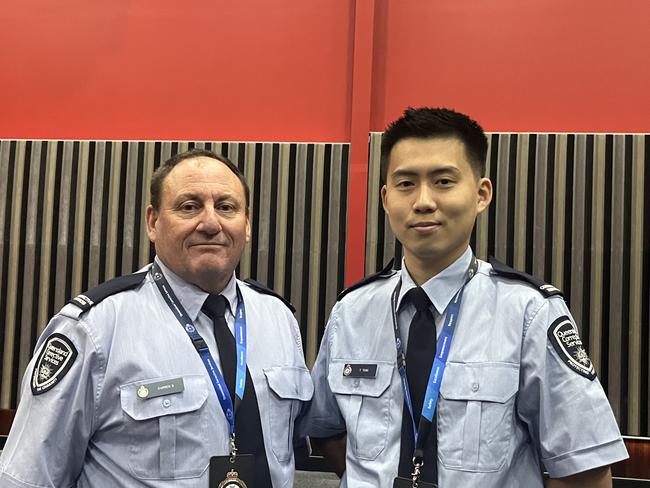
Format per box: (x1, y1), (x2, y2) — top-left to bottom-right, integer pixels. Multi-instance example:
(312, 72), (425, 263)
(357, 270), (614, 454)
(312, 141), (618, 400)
(210, 453), (254, 488)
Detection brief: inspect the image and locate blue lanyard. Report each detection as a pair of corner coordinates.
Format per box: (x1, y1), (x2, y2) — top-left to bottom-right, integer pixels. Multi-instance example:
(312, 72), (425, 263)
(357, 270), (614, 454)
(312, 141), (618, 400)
(151, 262), (247, 438)
(391, 256), (478, 454)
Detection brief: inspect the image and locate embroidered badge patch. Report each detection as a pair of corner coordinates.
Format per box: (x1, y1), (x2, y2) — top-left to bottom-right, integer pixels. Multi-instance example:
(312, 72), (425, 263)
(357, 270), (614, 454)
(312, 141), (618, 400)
(31, 333), (78, 395)
(548, 316), (596, 381)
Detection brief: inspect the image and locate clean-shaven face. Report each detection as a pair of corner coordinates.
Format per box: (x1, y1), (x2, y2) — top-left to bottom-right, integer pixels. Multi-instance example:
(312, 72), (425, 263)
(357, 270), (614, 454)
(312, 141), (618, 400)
(146, 157), (251, 293)
(381, 136), (492, 277)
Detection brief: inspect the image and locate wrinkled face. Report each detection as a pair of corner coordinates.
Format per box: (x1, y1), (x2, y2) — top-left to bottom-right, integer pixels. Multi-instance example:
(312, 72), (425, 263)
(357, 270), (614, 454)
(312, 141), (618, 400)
(146, 157), (251, 293)
(381, 137), (492, 274)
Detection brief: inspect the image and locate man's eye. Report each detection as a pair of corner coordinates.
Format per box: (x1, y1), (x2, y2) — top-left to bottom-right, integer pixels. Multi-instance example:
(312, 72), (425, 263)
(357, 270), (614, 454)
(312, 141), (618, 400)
(396, 180), (413, 188)
(180, 203), (199, 211)
(217, 203), (236, 212)
(437, 178), (453, 186)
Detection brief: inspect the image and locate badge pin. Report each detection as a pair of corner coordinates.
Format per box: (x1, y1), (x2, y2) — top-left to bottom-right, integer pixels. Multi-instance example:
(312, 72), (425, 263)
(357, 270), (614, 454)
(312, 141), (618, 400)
(343, 364), (353, 377)
(153, 272), (162, 281)
(137, 385), (150, 399)
(218, 470), (247, 488)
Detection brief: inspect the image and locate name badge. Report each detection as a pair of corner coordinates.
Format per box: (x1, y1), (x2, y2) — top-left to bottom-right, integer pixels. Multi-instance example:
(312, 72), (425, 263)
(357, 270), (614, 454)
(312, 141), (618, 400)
(343, 363), (377, 378)
(137, 377), (185, 399)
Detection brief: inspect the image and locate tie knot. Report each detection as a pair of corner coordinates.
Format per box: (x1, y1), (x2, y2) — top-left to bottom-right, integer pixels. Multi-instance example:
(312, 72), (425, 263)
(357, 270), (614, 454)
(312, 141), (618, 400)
(405, 287), (432, 313)
(202, 294), (228, 320)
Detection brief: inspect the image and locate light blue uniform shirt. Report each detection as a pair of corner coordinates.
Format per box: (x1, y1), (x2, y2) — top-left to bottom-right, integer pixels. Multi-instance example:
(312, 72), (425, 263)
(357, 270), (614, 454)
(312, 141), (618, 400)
(303, 247), (628, 488)
(0, 258), (313, 488)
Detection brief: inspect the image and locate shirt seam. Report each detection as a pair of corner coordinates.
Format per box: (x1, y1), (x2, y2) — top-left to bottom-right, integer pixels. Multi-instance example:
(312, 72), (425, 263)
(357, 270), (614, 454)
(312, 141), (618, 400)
(0, 470), (75, 488)
(78, 316), (106, 435)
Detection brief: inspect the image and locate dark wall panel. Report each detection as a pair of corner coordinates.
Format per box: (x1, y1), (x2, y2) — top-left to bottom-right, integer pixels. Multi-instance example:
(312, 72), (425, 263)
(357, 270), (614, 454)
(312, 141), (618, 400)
(0, 140), (349, 408)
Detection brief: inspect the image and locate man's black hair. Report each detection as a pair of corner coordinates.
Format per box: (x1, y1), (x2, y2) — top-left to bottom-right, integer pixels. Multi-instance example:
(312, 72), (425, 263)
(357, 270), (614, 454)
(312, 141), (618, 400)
(380, 107), (488, 183)
(149, 148), (250, 209)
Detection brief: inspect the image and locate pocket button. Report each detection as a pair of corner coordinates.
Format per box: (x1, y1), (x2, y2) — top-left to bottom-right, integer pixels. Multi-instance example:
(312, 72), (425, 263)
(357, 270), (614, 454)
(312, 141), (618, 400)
(471, 383), (480, 393)
(163, 398), (171, 408)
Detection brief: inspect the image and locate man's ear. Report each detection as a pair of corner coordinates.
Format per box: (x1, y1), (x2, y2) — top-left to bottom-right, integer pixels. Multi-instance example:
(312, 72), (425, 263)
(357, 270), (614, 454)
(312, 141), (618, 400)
(145, 205), (158, 242)
(476, 178), (493, 214)
(380, 185), (388, 214)
(245, 208), (251, 243)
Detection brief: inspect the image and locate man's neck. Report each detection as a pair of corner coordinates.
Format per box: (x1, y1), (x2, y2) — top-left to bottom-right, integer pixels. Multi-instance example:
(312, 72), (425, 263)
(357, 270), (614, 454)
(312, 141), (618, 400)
(404, 246), (469, 286)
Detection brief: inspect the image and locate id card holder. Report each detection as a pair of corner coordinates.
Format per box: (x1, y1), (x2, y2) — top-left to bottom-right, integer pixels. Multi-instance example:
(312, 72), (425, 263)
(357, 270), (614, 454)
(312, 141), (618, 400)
(393, 476), (437, 488)
(209, 454), (255, 488)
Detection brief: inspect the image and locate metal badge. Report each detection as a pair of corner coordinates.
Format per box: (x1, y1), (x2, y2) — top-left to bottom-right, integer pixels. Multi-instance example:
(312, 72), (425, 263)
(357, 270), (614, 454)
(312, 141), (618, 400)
(343, 363), (377, 378)
(136, 377), (185, 400)
(218, 470), (248, 488)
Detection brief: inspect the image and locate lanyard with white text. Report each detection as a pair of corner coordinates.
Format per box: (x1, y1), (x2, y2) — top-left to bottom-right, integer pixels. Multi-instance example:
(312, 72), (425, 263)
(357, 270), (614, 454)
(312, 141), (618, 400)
(390, 256), (478, 457)
(151, 262), (247, 444)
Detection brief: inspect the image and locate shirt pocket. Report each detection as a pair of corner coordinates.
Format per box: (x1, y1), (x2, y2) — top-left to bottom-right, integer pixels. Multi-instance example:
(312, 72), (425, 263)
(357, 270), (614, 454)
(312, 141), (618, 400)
(327, 359), (393, 461)
(263, 366), (314, 463)
(120, 374), (209, 479)
(438, 362), (519, 472)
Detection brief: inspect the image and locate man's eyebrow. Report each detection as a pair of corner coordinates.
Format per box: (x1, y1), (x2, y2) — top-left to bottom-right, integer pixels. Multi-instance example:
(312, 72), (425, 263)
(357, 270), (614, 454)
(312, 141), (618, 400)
(173, 192), (199, 203)
(390, 165), (462, 179)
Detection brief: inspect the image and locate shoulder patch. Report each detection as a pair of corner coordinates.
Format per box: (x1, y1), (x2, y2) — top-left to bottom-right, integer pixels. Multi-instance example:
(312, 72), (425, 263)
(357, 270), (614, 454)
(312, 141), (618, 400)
(31, 333), (78, 395)
(69, 271), (148, 312)
(243, 279), (296, 313)
(488, 257), (563, 298)
(547, 316), (596, 381)
(337, 259), (397, 302)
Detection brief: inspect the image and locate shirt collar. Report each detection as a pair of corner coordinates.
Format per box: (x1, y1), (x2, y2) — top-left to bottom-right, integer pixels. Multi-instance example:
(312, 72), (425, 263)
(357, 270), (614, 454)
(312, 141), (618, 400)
(154, 257), (238, 320)
(397, 246), (473, 315)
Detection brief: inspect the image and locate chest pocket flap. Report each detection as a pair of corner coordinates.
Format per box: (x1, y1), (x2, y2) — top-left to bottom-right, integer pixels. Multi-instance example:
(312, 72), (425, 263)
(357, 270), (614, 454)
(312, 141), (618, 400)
(440, 362), (518, 403)
(264, 366), (314, 401)
(327, 359), (393, 397)
(120, 374), (209, 420)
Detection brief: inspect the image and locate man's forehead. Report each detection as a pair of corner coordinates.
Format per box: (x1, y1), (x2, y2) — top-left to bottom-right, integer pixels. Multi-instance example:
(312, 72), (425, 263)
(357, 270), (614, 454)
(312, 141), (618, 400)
(161, 158), (244, 197)
(388, 137), (470, 170)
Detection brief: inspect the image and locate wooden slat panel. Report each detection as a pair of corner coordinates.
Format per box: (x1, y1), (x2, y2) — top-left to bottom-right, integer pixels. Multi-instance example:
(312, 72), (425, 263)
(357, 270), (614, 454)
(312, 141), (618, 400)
(0, 139), (349, 406)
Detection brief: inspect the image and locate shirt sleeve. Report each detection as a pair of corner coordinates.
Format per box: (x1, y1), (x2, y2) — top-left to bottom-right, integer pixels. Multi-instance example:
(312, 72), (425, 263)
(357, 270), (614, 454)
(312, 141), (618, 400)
(0, 314), (103, 488)
(517, 297), (628, 478)
(298, 309), (346, 439)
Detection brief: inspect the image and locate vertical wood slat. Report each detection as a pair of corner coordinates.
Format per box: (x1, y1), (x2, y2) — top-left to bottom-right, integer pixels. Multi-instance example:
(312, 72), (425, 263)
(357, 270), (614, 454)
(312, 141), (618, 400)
(365, 131), (650, 436)
(0, 140), (349, 406)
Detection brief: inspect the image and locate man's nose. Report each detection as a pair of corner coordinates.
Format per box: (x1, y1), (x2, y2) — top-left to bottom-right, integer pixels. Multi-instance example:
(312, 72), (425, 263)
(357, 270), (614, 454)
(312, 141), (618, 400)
(413, 184), (437, 212)
(197, 207), (222, 233)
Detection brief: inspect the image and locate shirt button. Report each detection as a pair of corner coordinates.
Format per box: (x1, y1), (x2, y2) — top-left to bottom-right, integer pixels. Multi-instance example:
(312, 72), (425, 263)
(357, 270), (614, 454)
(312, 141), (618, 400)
(471, 383), (480, 392)
(163, 398), (172, 408)
(353, 379), (360, 388)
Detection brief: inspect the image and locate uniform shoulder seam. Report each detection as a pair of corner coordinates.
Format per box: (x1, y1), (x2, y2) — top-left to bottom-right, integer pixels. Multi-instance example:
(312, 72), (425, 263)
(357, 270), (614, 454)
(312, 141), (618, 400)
(69, 271), (149, 313)
(242, 279), (296, 313)
(488, 257), (564, 299)
(337, 259), (397, 301)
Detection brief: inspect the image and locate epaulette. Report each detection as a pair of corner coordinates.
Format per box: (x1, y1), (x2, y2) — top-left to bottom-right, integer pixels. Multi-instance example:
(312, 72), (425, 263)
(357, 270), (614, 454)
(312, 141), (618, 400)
(337, 259), (397, 302)
(69, 271), (149, 312)
(488, 257), (563, 298)
(243, 279), (296, 313)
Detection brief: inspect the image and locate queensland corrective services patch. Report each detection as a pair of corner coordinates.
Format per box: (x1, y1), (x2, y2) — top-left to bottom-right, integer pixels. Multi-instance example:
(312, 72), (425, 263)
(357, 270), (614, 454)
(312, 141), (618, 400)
(31, 333), (78, 395)
(548, 316), (596, 381)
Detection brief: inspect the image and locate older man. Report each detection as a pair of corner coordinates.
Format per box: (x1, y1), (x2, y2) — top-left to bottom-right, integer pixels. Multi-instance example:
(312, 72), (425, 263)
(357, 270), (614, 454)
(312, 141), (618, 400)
(0, 149), (312, 487)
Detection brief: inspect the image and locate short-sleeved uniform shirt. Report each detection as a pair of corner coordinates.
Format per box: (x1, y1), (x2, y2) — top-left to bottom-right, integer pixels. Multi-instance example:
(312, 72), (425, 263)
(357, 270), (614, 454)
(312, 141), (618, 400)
(0, 259), (313, 488)
(303, 247), (628, 488)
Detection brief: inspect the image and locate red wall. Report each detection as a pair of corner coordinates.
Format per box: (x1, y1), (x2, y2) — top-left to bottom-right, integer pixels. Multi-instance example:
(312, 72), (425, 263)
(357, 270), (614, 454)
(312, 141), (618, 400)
(0, 0), (353, 141)
(2, 0), (649, 282)
(371, 0), (650, 133)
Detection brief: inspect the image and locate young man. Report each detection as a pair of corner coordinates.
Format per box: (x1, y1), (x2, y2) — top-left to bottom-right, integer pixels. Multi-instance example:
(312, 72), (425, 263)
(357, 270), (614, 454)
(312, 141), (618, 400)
(302, 108), (628, 487)
(0, 149), (313, 487)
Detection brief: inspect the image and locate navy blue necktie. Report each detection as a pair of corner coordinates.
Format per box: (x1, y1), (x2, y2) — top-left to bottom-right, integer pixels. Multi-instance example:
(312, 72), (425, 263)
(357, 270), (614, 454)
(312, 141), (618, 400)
(202, 294), (271, 487)
(398, 287), (438, 483)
